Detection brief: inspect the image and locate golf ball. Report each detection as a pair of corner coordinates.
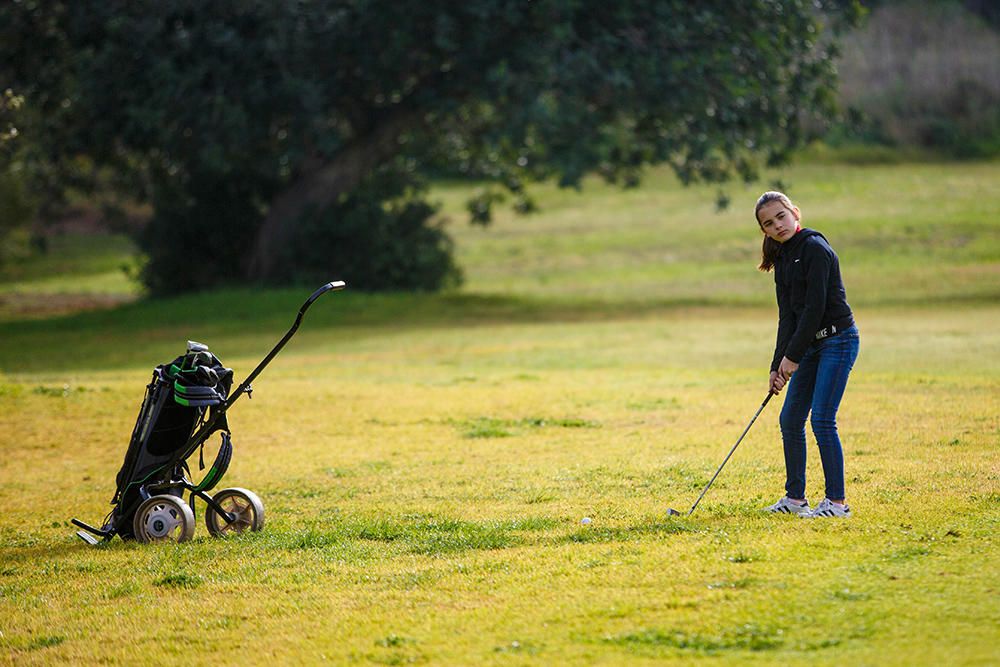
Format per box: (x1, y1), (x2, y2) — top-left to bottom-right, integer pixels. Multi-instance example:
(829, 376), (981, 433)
(580, 517), (592, 525)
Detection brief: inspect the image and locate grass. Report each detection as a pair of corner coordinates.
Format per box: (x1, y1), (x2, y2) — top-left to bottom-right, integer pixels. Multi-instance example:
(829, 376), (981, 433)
(0, 160), (998, 665)
(0, 232), (140, 320)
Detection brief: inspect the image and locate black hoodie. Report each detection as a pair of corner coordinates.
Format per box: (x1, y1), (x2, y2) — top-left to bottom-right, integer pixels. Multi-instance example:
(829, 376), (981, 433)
(771, 228), (854, 372)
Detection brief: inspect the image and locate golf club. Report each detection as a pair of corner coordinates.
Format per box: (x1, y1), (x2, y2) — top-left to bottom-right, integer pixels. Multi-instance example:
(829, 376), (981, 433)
(667, 391), (775, 517)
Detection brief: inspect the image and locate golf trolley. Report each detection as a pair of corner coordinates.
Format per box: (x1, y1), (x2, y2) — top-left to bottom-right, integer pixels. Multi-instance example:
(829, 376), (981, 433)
(72, 281), (345, 545)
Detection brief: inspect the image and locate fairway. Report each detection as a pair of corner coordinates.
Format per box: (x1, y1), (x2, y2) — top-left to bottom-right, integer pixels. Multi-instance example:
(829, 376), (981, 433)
(1, 162), (998, 665)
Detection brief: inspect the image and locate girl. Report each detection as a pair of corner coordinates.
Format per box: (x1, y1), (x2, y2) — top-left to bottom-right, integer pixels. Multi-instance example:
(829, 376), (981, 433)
(755, 191), (859, 518)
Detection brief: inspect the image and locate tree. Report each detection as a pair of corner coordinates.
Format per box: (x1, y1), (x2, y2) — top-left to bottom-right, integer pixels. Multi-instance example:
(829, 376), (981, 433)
(0, 1), (862, 293)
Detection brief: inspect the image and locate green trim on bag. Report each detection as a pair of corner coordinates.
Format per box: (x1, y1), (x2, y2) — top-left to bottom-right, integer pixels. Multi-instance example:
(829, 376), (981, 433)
(193, 463), (222, 493)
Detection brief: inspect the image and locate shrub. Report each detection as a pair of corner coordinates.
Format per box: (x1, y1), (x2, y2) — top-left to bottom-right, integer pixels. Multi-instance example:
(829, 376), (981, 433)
(0, 167), (35, 265)
(268, 167), (462, 292)
(834, 1), (1000, 157)
(138, 165), (461, 295)
(139, 174), (262, 295)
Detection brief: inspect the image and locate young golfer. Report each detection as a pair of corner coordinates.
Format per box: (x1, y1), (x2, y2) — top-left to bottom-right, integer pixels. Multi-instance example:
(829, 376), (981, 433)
(755, 191), (859, 518)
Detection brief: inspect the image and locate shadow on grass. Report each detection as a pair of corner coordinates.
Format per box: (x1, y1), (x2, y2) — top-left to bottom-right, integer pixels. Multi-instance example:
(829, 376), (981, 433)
(0, 634), (67, 653)
(268, 512), (696, 555)
(600, 623), (785, 654)
(1, 514), (560, 571)
(4, 285), (997, 374)
(265, 513), (563, 556)
(0, 288), (725, 373)
(5, 510), (694, 564)
(562, 515), (697, 545)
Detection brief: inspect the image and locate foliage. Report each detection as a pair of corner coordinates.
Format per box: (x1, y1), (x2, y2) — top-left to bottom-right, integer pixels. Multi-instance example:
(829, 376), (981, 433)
(964, 0), (1000, 27)
(0, 169), (34, 264)
(139, 170), (266, 295)
(0, 89), (23, 147)
(0, 1), (862, 293)
(836, 1), (1000, 157)
(270, 164), (462, 291)
(0, 91), (34, 266)
(139, 151), (458, 294)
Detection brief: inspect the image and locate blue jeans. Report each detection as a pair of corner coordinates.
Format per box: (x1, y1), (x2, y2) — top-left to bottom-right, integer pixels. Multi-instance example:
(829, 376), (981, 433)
(779, 325), (859, 501)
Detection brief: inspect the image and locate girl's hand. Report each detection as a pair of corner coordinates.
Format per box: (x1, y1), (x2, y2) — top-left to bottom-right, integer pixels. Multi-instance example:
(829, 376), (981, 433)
(769, 371), (786, 394)
(778, 356), (799, 382)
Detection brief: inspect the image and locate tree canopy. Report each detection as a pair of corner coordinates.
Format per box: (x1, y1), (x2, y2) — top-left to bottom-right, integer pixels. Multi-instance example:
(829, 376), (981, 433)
(0, 1), (861, 293)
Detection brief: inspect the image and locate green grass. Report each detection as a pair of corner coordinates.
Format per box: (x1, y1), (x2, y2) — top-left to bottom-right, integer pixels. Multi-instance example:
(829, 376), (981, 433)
(1, 161), (998, 665)
(0, 232), (139, 291)
(0, 232), (141, 320)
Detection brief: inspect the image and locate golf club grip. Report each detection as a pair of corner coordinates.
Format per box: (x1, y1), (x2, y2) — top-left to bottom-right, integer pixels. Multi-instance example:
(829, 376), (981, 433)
(301, 280), (347, 313)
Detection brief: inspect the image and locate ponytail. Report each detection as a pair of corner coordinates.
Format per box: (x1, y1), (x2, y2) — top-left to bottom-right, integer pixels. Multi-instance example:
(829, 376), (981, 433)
(759, 236), (781, 272)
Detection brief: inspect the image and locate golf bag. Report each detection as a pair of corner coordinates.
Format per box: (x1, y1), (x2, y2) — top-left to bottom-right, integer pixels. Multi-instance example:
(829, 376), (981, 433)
(72, 280), (345, 545)
(109, 343), (234, 538)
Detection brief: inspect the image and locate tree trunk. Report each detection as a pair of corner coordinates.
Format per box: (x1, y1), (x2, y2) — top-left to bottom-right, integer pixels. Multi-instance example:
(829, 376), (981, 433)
(246, 108), (419, 281)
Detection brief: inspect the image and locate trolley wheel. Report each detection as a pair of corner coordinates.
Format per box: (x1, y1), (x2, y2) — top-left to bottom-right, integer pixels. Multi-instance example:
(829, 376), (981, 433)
(133, 494), (196, 544)
(205, 487), (265, 537)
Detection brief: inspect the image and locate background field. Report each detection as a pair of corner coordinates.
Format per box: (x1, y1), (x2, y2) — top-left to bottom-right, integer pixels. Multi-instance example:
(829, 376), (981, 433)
(1, 161), (998, 665)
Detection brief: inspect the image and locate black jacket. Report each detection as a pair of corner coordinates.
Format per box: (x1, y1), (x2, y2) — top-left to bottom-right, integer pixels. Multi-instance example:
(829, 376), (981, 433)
(771, 228), (853, 372)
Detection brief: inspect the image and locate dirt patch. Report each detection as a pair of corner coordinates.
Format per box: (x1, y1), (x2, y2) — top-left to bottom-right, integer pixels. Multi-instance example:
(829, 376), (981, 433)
(46, 204), (150, 235)
(0, 292), (137, 319)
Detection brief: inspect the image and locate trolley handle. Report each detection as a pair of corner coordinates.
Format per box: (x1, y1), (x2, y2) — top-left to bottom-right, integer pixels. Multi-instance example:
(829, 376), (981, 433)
(230, 280), (347, 408)
(302, 281), (346, 314)
(178, 281), (346, 457)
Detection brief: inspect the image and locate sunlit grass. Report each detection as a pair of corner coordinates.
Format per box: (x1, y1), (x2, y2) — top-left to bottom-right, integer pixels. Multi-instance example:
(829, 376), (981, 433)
(439, 161), (1000, 307)
(1, 161), (998, 665)
(0, 232), (140, 294)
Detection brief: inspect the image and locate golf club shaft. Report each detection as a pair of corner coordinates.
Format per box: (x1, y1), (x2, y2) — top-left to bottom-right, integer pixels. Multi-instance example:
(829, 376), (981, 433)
(686, 391), (774, 515)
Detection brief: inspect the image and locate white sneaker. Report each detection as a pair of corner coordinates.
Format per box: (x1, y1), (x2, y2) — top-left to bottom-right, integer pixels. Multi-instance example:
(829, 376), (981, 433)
(765, 496), (811, 515)
(802, 498), (851, 518)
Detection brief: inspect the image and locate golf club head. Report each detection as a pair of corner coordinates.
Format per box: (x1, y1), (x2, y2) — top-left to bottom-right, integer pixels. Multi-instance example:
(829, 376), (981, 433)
(665, 508), (683, 517)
